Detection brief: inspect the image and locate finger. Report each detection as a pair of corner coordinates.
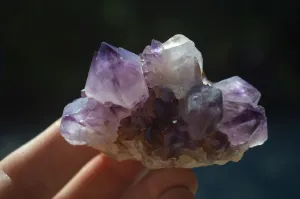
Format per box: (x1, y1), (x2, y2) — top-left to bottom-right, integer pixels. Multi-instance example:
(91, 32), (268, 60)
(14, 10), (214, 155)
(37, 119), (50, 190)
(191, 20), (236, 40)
(0, 119), (99, 199)
(121, 168), (197, 199)
(54, 154), (144, 199)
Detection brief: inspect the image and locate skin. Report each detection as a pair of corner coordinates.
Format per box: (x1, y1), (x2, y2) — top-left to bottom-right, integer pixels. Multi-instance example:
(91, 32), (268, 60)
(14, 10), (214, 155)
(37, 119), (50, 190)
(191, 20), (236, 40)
(0, 120), (198, 199)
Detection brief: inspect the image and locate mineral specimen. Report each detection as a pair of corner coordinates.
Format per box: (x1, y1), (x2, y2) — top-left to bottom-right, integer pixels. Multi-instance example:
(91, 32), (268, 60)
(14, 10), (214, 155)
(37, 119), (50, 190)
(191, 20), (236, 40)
(60, 34), (268, 168)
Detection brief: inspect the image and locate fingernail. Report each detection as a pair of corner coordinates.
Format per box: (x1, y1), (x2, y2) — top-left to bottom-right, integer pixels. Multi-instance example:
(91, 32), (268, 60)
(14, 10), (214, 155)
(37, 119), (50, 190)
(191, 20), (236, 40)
(0, 170), (12, 196)
(160, 187), (195, 199)
(188, 181), (198, 195)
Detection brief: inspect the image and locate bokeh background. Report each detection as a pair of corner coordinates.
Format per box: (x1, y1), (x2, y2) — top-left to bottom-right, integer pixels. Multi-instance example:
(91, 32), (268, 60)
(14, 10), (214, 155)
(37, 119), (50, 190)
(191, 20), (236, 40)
(1, 0), (299, 198)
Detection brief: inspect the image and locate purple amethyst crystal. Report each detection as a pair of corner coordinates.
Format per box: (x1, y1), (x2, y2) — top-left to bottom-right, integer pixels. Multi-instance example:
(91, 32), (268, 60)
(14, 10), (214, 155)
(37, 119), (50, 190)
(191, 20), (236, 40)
(180, 84), (223, 140)
(60, 34), (268, 169)
(84, 42), (149, 109)
(217, 101), (267, 147)
(213, 76), (267, 147)
(213, 76), (261, 105)
(60, 98), (119, 148)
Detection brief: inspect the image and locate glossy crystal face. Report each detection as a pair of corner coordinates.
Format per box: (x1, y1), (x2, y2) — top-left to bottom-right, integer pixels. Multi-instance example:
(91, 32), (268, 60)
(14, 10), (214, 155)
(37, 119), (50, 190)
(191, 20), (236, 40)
(60, 34), (268, 168)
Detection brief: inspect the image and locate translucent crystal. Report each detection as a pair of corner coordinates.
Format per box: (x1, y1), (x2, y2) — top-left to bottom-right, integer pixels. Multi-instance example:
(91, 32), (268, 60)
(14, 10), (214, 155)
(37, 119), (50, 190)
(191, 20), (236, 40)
(60, 98), (119, 148)
(180, 84), (223, 140)
(217, 101), (267, 146)
(85, 42), (149, 109)
(141, 34), (204, 99)
(213, 76), (261, 105)
(213, 76), (267, 147)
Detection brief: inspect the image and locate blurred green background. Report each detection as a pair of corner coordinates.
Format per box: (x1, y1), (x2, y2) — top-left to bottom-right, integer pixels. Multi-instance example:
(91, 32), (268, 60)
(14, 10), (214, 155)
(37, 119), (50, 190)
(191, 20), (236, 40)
(0, 0), (299, 198)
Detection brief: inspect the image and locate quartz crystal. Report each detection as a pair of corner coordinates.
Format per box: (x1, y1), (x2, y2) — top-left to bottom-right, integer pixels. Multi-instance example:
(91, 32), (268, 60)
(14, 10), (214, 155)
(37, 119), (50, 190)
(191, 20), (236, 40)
(84, 43), (149, 109)
(141, 35), (204, 99)
(180, 85), (223, 140)
(217, 101), (267, 147)
(60, 98), (120, 149)
(60, 34), (268, 168)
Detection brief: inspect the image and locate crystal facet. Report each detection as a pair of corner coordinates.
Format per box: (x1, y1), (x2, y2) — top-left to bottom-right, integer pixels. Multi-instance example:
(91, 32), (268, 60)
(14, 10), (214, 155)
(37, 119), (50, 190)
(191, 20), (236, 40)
(213, 76), (261, 105)
(60, 34), (268, 169)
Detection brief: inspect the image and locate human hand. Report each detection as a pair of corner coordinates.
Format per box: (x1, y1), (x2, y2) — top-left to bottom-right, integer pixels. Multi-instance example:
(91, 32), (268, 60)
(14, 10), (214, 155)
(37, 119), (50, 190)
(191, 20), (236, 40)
(0, 120), (197, 199)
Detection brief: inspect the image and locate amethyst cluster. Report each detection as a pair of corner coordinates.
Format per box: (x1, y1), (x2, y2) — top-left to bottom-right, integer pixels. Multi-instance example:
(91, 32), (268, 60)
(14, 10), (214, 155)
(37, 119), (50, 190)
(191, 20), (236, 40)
(60, 35), (268, 168)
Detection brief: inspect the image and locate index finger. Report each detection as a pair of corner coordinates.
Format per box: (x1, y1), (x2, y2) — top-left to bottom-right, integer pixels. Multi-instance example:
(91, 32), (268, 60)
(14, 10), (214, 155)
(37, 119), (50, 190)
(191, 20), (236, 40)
(0, 119), (99, 198)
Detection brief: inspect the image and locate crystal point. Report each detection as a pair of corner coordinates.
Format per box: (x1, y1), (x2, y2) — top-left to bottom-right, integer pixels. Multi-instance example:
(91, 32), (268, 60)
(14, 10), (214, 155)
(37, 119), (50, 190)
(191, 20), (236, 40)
(213, 76), (261, 105)
(85, 42), (149, 109)
(141, 34), (204, 98)
(60, 98), (119, 147)
(217, 101), (267, 146)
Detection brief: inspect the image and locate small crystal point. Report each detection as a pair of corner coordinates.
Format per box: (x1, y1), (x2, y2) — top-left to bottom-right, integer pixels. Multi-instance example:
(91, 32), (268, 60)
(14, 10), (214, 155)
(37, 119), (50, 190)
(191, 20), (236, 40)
(80, 89), (87, 97)
(151, 39), (163, 50)
(98, 42), (119, 58)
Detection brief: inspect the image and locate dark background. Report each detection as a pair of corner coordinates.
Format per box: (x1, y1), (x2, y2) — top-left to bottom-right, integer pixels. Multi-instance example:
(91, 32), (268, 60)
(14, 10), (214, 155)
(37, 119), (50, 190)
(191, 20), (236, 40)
(1, 0), (299, 198)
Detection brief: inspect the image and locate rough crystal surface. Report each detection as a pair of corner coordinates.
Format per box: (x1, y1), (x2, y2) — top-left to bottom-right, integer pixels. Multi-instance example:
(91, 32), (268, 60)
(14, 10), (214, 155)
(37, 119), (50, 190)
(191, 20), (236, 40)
(60, 34), (268, 169)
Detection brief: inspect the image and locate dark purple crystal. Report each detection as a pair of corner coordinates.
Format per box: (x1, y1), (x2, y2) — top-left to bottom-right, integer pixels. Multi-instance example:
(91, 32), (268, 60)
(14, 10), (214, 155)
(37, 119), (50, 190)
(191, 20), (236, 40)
(180, 84), (223, 140)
